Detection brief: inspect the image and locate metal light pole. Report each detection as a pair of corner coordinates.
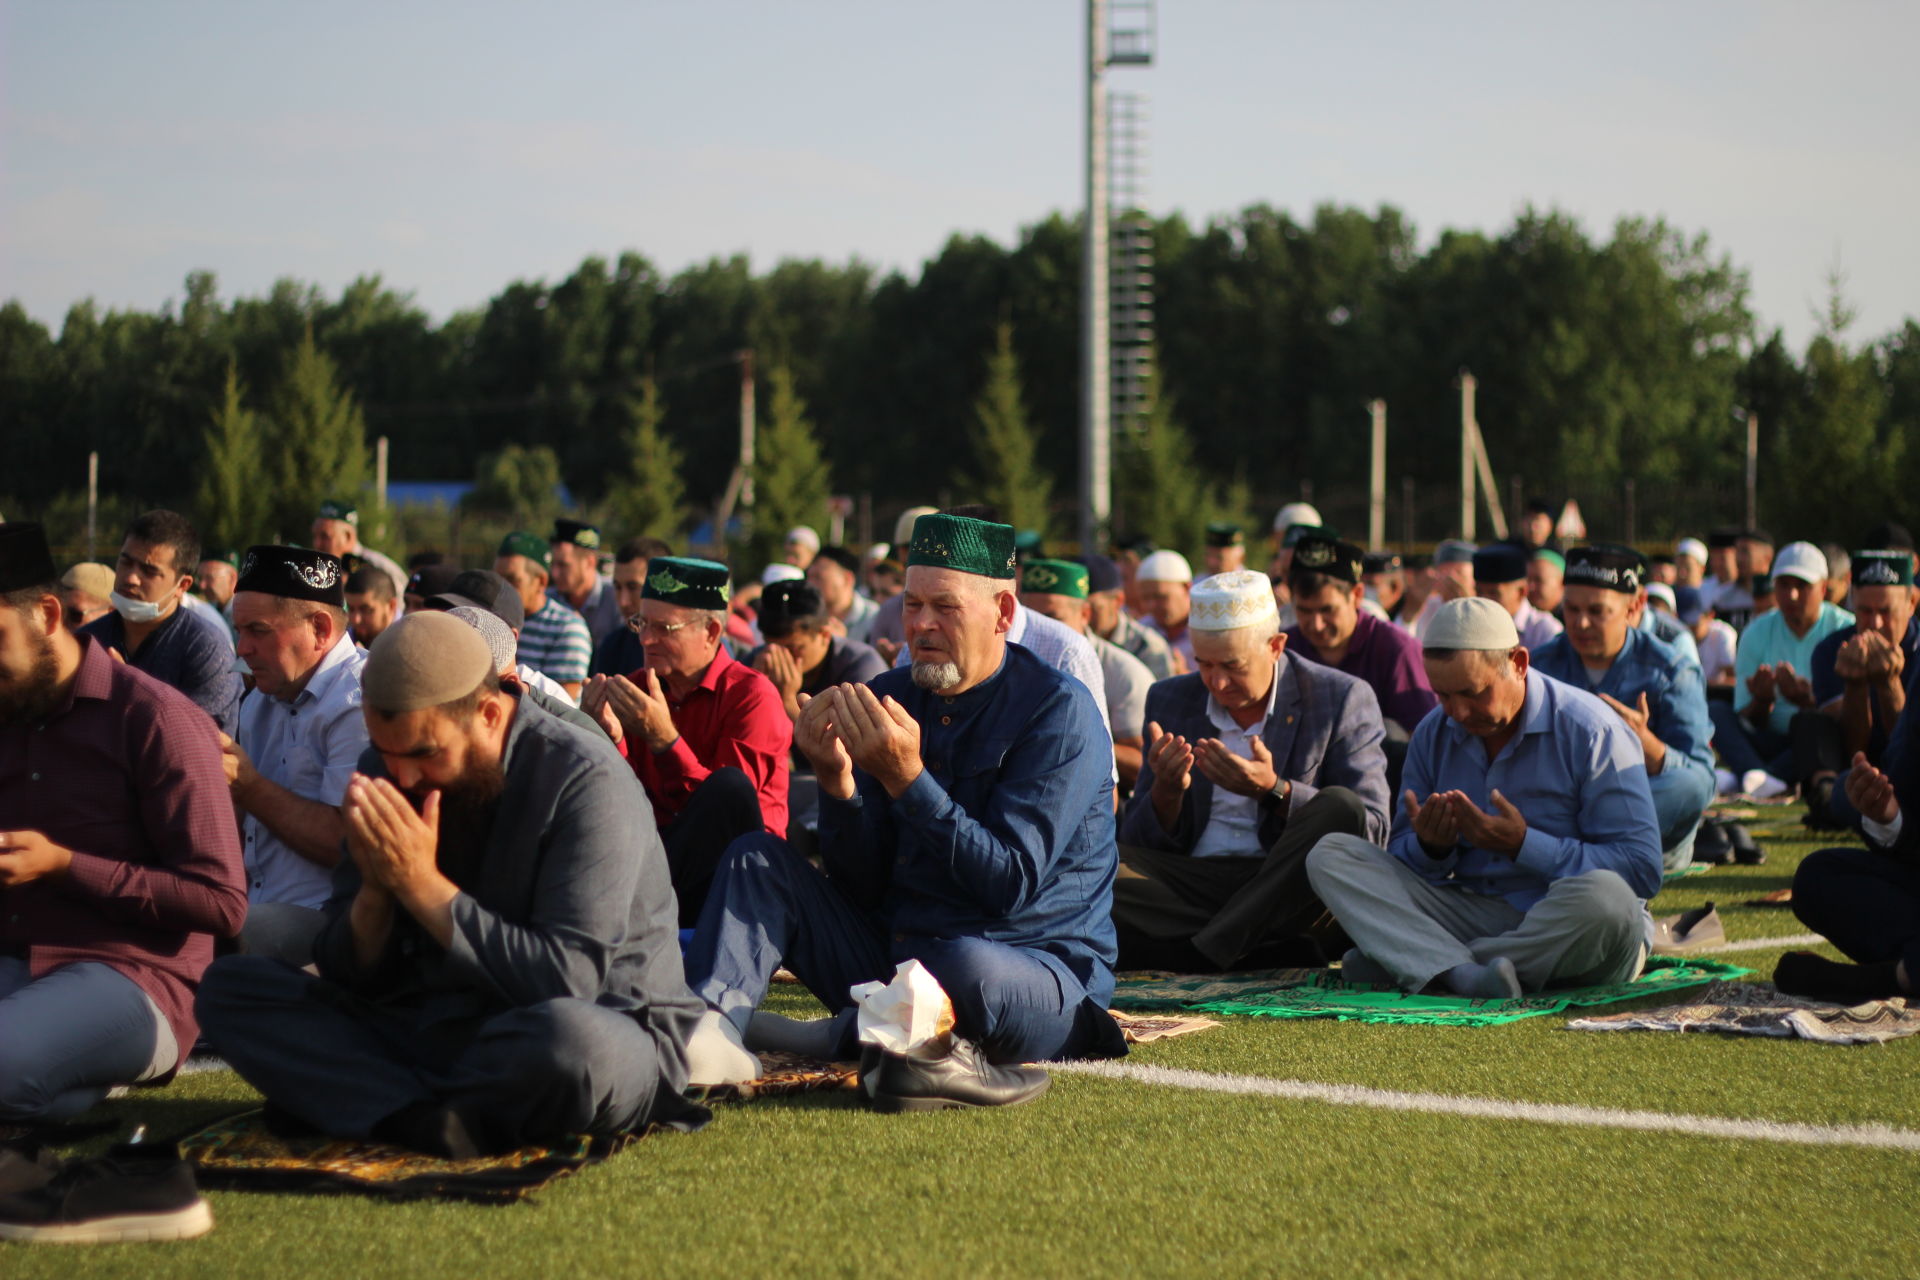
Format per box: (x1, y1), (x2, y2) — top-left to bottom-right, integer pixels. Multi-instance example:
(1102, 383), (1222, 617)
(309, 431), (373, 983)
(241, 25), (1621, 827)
(1079, 0), (1111, 554)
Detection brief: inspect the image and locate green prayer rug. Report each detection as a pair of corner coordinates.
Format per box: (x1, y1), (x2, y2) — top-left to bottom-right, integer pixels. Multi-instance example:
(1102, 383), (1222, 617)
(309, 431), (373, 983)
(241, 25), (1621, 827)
(1110, 957), (1753, 1027)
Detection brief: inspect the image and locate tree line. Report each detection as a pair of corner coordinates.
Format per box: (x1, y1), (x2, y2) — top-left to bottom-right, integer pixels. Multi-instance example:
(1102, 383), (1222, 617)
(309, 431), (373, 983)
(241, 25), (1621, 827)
(4, 202), (1916, 564)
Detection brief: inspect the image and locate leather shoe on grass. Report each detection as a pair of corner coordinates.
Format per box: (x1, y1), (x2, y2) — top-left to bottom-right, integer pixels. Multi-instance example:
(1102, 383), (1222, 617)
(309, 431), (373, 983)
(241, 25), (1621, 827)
(860, 1037), (1051, 1113)
(0, 1144), (211, 1244)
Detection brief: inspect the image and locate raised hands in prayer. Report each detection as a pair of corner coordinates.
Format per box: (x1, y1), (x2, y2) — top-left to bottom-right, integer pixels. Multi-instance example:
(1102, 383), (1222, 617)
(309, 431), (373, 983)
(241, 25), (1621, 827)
(752, 644), (805, 714)
(1772, 661), (1816, 710)
(1845, 750), (1900, 827)
(1145, 720), (1194, 833)
(1835, 631), (1904, 686)
(1597, 690), (1667, 773)
(794, 690), (856, 801)
(581, 670), (680, 752)
(832, 684), (923, 798)
(1402, 788), (1528, 857)
(1193, 736), (1280, 799)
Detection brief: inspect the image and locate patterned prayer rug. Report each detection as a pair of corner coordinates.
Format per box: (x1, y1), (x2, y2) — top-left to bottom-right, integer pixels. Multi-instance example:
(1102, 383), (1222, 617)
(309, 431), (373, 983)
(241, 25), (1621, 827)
(1110, 957), (1752, 1027)
(1567, 981), (1920, 1044)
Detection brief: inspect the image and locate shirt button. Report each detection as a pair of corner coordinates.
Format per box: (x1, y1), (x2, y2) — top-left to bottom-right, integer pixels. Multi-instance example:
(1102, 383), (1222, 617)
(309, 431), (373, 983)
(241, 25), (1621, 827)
(29, 773), (39, 782)
(941, 716), (951, 726)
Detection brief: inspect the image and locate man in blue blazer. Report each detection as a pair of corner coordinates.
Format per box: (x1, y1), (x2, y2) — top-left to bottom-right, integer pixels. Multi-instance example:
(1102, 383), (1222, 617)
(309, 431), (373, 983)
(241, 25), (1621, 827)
(1114, 569), (1390, 970)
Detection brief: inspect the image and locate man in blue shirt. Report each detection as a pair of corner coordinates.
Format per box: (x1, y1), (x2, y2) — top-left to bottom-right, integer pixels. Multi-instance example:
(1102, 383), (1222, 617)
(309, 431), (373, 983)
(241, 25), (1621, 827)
(79, 510), (241, 735)
(1307, 598), (1662, 999)
(682, 514), (1124, 1103)
(1531, 546), (1715, 871)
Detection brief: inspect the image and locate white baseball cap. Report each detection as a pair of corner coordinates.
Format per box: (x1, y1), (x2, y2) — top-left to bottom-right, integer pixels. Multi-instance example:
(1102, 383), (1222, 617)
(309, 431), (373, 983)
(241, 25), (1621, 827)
(1770, 541), (1829, 586)
(1675, 537), (1708, 565)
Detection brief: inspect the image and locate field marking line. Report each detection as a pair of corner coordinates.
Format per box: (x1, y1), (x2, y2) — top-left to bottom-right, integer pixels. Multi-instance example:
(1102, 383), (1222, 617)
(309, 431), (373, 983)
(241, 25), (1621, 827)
(1052, 1061), (1920, 1151)
(1693, 932), (1824, 955)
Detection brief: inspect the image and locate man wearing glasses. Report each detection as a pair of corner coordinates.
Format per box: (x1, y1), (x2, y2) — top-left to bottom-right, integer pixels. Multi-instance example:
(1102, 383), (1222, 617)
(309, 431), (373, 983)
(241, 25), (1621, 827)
(582, 557), (791, 923)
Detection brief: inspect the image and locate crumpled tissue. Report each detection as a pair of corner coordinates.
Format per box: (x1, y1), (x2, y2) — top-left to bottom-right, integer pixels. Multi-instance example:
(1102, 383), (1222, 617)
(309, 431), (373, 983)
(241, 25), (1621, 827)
(851, 959), (956, 1057)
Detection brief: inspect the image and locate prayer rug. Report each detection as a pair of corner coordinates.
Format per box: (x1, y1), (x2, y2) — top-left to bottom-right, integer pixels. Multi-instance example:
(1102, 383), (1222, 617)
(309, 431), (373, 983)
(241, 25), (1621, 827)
(1662, 863), (1711, 881)
(1111, 1011), (1222, 1043)
(180, 1111), (641, 1204)
(695, 1051), (862, 1103)
(1567, 981), (1920, 1044)
(1110, 957), (1752, 1027)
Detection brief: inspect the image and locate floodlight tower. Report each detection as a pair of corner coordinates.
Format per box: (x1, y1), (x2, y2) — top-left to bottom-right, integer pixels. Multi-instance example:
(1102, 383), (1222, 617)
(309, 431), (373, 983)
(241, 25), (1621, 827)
(1080, 0), (1155, 553)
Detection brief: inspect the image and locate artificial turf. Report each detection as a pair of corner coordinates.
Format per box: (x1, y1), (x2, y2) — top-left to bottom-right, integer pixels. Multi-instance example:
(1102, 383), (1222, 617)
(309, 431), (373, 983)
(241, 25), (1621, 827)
(14, 804), (1919, 1279)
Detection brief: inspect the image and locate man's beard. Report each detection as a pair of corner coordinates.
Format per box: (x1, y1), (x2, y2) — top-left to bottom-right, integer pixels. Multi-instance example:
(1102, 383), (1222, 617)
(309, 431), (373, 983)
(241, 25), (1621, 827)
(910, 660), (962, 692)
(441, 756), (508, 810)
(0, 635), (63, 726)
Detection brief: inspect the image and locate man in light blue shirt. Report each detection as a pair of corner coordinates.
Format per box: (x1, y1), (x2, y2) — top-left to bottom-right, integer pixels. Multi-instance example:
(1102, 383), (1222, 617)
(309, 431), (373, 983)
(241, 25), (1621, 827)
(1710, 541), (1854, 797)
(1532, 546), (1715, 871)
(1308, 597), (1662, 999)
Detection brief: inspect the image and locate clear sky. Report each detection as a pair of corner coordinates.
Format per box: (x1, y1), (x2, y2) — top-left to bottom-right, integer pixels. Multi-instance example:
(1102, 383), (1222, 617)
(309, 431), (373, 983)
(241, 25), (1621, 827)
(5, 0), (1915, 348)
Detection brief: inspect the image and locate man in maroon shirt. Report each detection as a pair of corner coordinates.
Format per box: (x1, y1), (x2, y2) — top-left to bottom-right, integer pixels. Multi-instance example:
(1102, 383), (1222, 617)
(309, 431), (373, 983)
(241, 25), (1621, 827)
(582, 556), (790, 924)
(0, 523), (247, 1123)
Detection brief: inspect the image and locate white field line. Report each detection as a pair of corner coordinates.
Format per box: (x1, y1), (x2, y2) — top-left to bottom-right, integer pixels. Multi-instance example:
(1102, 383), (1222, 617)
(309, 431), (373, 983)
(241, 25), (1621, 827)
(1692, 933), (1824, 955)
(1052, 1060), (1920, 1152)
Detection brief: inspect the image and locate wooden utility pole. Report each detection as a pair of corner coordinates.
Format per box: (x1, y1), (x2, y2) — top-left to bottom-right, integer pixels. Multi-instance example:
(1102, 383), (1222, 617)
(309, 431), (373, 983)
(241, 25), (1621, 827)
(711, 349), (756, 552)
(86, 452), (99, 560)
(1745, 412), (1758, 530)
(1459, 373), (1477, 540)
(1367, 399), (1387, 549)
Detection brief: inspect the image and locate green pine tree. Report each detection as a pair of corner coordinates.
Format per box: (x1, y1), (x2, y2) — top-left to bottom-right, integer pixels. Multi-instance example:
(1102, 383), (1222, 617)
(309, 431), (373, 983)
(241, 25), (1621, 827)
(196, 363), (271, 551)
(268, 327), (371, 537)
(603, 376), (688, 542)
(967, 323), (1053, 536)
(747, 364), (830, 568)
(466, 443), (564, 528)
(1114, 360), (1212, 561)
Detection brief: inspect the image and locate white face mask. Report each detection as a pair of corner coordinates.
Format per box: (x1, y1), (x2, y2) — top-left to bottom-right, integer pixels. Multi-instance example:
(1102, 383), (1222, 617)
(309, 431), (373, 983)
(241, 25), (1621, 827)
(111, 590), (169, 624)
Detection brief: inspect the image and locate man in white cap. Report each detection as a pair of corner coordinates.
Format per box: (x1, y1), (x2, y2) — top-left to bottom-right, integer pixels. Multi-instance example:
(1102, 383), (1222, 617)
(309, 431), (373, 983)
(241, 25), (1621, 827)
(782, 526), (821, 571)
(1114, 570), (1389, 970)
(1134, 549), (1196, 673)
(1307, 597), (1663, 998)
(1674, 538), (1708, 590)
(1709, 541), (1854, 798)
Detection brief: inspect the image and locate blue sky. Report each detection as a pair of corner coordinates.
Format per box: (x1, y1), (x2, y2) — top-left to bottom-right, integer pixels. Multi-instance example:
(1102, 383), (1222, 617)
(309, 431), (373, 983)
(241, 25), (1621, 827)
(5, 0), (1915, 348)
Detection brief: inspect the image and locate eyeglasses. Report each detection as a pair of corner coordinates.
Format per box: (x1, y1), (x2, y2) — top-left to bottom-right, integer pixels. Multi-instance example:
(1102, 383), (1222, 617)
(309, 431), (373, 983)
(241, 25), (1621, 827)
(628, 616), (696, 638)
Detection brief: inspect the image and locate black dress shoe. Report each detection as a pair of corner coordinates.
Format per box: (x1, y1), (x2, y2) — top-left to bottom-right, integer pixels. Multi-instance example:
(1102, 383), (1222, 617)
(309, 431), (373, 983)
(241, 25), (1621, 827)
(1726, 822), (1766, 865)
(860, 1037), (1051, 1113)
(1692, 820), (1734, 865)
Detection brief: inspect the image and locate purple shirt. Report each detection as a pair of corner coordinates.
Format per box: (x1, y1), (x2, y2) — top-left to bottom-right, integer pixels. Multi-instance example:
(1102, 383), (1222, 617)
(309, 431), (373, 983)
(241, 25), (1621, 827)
(1285, 609), (1439, 733)
(0, 637), (248, 1072)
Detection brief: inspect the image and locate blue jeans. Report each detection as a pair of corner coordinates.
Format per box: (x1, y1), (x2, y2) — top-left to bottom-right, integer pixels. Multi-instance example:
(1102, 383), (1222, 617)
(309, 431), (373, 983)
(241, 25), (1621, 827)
(684, 834), (1124, 1064)
(0, 958), (173, 1122)
(1707, 701), (1792, 780)
(1650, 763), (1715, 872)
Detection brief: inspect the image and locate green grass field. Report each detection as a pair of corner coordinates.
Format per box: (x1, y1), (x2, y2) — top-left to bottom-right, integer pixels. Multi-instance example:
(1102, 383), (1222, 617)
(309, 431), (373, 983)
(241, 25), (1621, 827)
(14, 806), (1919, 1279)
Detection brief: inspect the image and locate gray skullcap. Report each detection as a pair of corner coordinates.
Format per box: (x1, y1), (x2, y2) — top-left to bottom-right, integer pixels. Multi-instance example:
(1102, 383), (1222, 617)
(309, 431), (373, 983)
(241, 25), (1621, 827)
(447, 605), (518, 676)
(1423, 597), (1520, 650)
(363, 611), (494, 712)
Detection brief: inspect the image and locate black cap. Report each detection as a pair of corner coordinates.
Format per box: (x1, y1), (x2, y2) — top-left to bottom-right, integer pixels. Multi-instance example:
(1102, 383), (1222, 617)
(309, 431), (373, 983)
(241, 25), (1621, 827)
(1565, 544), (1646, 594)
(1707, 528), (1741, 550)
(1741, 528), (1774, 547)
(551, 518), (603, 551)
(1204, 523), (1243, 548)
(1361, 551), (1402, 574)
(1863, 522), (1915, 551)
(0, 523), (58, 594)
(236, 545), (346, 607)
(428, 569), (525, 630)
(758, 581), (827, 637)
(1289, 533), (1365, 584)
(405, 563), (461, 600)
(1078, 553), (1123, 595)
(1472, 544), (1529, 585)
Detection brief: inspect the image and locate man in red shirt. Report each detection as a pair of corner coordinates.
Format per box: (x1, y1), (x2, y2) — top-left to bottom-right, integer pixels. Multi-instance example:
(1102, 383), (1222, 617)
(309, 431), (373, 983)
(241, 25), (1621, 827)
(583, 557), (790, 924)
(0, 523), (247, 1124)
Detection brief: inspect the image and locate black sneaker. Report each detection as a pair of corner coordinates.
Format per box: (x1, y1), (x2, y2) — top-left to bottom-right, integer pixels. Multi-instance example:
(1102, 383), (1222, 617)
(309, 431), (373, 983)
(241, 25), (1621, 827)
(0, 1142), (60, 1196)
(860, 1036), (1051, 1113)
(0, 1148), (212, 1244)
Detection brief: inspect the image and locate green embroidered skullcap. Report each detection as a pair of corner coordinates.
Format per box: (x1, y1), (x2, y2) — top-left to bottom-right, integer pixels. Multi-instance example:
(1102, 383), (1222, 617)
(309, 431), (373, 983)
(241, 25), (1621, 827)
(497, 531), (552, 571)
(552, 518), (602, 551)
(1204, 522), (1244, 548)
(1020, 559), (1089, 599)
(1531, 547), (1566, 571)
(906, 513), (1018, 580)
(316, 499), (358, 525)
(1852, 549), (1915, 588)
(1283, 521), (1337, 548)
(641, 556), (731, 610)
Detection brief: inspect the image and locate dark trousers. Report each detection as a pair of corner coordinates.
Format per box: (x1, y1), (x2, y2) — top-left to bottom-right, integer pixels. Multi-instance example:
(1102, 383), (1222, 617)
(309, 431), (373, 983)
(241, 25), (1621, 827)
(663, 767), (764, 926)
(1792, 848), (1920, 978)
(1110, 787), (1369, 969)
(1707, 701), (1792, 779)
(684, 835), (1125, 1064)
(196, 957), (683, 1151)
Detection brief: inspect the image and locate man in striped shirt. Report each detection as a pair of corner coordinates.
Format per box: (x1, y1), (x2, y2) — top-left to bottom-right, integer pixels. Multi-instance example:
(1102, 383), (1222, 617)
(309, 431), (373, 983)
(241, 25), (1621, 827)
(496, 532), (591, 700)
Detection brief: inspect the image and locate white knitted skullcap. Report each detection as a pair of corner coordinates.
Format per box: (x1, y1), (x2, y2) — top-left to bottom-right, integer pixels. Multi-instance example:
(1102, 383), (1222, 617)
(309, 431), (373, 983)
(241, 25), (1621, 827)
(1423, 597), (1521, 650)
(1135, 550), (1193, 584)
(761, 563), (805, 586)
(1272, 501), (1323, 533)
(1189, 570), (1279, 631)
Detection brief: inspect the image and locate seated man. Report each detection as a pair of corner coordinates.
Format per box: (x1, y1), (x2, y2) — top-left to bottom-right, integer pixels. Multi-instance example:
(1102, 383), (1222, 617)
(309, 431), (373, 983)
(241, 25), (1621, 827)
(1676, 585), (1738, 692)
(590, 537), (671, 677)
(1134, 550), (1196, 673)
(1709, 542), (1854, 798)
(750, 580), (888, 731)
(1284, 534), (1438, 787)
(1362, 551), (1407, 623)
(311, 499), (409, 603)
(1019, 559), (1153, 792)
(1307, 598), (1662, 998)
(1800, 548), (1919, 818)
(1407, 540), (1476, 639)
(682, 514), (1126, 1098)
(1531, 546), (1714, 871)
(806, 545), (879, 644)
(1085, 553), (1176, 680)
(79, 509), (241, 735)
(1633, 580), (1700, 667)
(1473, 543), (1562, 650)
(581, 557), (791, 923)
(198, 613), (705, 1156)
(0, 523), (246, 1127)
(1203, 524), (1246, 575)
(548, 518), (624, 648)
(344, 566), (398, 649)
(61, 561), (114, 631)
(1114, 569), (1389, 970)
(224, 545), (369, 966)
(496, 532), (592, 700)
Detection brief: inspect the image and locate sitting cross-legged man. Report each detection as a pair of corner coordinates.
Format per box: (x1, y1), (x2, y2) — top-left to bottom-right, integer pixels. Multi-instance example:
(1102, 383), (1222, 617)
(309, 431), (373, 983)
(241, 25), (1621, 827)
(198, 612), (706, 1157)
(1776, 749), (1920, 1004)
(1307, 598), (1663, 999)
(1530, 546), (1715, 872)
(681, 513), (1126, 1108)
(1112, 568), (1389, 970)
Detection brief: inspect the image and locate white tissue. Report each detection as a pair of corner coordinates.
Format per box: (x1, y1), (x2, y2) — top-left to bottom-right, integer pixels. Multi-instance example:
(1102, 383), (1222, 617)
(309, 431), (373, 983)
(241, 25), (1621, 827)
(850, 959), (954, 1056)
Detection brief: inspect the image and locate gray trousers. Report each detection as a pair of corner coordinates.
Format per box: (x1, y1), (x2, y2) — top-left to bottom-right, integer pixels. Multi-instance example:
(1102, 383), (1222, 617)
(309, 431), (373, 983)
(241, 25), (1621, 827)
(0, 957), (176, 1122)
(197, 956), (679, 1150)
(1305, 834), (1648, 993)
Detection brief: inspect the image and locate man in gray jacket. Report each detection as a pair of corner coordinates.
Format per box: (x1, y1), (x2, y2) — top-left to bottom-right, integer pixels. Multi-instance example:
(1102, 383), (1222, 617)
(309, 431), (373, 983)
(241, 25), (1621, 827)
(198, 612), (705, 1156)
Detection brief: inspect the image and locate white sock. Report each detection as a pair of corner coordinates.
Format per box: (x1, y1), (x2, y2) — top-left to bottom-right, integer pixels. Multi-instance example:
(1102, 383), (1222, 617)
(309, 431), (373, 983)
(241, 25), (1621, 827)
(684, 1009), (762, 1086)
(1741, 769), (1790, 799)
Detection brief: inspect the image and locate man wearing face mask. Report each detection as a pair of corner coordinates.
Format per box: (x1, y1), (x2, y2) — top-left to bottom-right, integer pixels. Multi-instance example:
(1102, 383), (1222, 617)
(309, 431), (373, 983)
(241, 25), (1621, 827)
(79, 510), (241, 735)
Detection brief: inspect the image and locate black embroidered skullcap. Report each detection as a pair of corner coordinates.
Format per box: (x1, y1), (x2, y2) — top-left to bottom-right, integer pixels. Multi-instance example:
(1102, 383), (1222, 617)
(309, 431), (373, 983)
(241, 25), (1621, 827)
(1706, 528), (1741, 550)
(1289, 533), (1365, 584)
(1204, 523), (1244, 548)
(0, 523), (58, 593)
(1471, 544), (1529, 585)
(1078, 553), (1124, 595)
(1564, 544), (1646, 594)
(405, 563), (461, 600)
(236, 545), (346, 607)
(1852, 549), (1914, 588)
(1361, 551), (1402, 574)
(758, 580), (828, 637)
(427, 569), (526, 631)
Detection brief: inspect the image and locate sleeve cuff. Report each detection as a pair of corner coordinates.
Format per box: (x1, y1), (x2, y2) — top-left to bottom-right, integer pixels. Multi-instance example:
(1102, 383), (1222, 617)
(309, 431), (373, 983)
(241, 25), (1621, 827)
(892, 769), (947, 826)
(1513, 826), (1561, 877)
(1862, 809), (1904, 845)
